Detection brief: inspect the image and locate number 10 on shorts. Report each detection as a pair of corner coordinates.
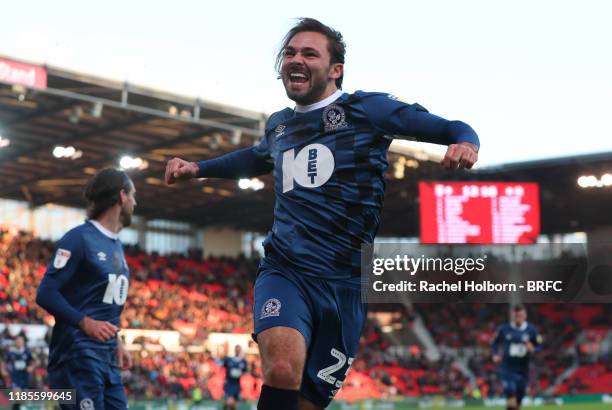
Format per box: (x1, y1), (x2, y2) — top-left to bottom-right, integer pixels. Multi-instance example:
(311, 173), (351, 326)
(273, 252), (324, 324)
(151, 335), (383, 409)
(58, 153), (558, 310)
(317, 348), (354, 388)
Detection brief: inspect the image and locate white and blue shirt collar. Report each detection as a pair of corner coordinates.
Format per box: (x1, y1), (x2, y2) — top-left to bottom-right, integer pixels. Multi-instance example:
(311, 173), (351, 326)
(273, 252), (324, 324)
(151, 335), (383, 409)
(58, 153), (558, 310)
(89, 220), (119, 240)
(295, 89), (344, 113)
(510, 321), (528, 331)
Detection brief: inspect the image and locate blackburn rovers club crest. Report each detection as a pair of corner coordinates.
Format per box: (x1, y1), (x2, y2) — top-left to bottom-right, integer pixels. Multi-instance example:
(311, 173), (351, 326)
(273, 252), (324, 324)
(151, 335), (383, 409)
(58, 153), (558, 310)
(322, 104), (348, 132)
(260, 298), (281, 319)
(80, 398), (94, 410)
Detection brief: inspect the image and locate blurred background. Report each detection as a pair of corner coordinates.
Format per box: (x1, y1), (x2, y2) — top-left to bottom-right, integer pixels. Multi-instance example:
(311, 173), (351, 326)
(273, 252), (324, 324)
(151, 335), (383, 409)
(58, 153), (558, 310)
(1, 1), (611, 409)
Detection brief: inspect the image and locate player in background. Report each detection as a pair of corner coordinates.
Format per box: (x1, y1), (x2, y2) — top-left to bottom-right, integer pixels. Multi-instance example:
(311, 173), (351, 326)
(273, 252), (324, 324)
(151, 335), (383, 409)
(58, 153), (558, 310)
(165, 18), (479, 409)
(5, 335), (33, 410)
(5, 335), (32, 390)
(492, 305), (543, 410)
(221, 345), (248, 410)
(36, 168), (136, 409)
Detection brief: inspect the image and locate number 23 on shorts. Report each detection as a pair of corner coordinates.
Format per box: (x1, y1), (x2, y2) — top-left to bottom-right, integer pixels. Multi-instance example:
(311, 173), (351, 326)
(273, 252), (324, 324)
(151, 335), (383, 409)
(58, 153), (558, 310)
(317, 348), (354, 388)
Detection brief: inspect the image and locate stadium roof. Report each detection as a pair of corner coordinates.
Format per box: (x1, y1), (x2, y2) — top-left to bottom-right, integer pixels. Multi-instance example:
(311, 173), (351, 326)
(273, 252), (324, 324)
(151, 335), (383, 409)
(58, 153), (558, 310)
(1, 56), (611, 236)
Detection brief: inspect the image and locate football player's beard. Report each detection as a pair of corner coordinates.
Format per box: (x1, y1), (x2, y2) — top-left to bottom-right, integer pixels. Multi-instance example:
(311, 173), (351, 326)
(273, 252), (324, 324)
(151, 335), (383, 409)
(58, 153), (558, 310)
(285, 75), (327, 106)
(120, 206), (132, 227)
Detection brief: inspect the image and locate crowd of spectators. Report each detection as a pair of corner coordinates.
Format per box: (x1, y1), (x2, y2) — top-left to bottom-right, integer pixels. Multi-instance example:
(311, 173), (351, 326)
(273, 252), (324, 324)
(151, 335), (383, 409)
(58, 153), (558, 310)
(419, 301), (612, 397)
(1, 226), (611, 401)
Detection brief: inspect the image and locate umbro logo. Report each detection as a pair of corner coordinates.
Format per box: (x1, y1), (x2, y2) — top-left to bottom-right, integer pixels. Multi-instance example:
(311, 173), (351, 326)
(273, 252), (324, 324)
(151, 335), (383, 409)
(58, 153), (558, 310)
(274, 124), (286, 137)
(97, 251), (107, 261)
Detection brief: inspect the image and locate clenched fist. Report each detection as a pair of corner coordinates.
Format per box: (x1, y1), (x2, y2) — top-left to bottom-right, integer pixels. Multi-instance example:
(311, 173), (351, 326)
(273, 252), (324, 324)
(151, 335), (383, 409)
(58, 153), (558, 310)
(440, 142), (478, 170)
(165, 157), (199, 185)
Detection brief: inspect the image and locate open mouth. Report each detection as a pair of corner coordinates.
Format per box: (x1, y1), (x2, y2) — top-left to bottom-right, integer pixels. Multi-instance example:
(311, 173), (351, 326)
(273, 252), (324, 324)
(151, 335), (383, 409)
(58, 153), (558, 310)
(288, 71), (309, 85)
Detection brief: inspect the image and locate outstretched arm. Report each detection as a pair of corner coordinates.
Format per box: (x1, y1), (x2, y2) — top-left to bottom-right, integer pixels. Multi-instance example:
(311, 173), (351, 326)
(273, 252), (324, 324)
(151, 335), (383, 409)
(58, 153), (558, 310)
(406, 110), (479, 169)
(198, 146), (273, 179)
(165, 146), (273, 184)
(361, 92), (480, 169)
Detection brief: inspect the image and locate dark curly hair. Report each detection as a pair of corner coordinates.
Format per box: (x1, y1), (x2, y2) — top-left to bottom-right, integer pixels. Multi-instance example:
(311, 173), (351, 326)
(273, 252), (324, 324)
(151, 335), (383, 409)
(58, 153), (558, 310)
(276, 17), (346, 89)
(84, 168), (133, 220)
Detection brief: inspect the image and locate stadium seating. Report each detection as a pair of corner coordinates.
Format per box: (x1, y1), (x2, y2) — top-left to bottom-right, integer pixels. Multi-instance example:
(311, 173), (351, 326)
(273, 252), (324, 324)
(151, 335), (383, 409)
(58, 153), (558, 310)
(1, 227), (611, 400)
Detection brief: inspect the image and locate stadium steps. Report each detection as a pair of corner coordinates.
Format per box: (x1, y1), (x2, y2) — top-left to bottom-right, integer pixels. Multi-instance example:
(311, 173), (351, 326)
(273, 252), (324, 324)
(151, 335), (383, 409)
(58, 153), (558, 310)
(545, 355), (579, 395)
(411, 311), (441, 361)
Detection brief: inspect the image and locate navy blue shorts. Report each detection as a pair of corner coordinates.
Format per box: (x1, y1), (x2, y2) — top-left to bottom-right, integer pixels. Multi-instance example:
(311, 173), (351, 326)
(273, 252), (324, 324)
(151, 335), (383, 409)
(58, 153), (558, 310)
(500, 369), (528, 404)
(10, 372), (30, 389)
(253, 259), (367, 407)
(48, 349), (127, 410)
(224, 382), (241, 400)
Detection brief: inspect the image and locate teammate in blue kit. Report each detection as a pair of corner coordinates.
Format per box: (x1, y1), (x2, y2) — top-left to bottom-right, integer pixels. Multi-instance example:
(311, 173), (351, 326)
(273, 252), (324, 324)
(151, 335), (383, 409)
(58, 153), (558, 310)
(165, 18), (479, 409)
(492, 305), (543, 410)
(221, 345), (248, 410)
(5, 335), (32, 391)
(36, 168), (136, 409)
(5, 335), (32, 409)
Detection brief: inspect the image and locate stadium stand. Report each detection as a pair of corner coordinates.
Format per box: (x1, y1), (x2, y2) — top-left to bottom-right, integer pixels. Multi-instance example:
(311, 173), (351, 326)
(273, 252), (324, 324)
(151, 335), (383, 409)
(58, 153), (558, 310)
(1, 226), (611, 402)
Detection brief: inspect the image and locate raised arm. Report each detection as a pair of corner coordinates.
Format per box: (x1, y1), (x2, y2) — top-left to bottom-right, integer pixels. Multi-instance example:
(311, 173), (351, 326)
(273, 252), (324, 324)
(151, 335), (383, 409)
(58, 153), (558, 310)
(361, 92), (480, 169)
(165, 141), (273, 184)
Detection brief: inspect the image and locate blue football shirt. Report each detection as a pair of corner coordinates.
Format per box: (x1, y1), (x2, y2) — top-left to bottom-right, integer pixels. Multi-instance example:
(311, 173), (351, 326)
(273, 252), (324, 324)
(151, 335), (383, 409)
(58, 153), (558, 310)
(37, 221), (130, 368)
(254, 91), (479, 279)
